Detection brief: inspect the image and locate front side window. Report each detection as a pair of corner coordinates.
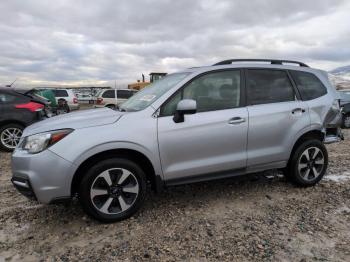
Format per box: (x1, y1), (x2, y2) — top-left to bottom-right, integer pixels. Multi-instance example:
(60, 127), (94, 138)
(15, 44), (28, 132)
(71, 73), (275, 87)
(161, 70), (241, 116)
(102, 90), (115, 98)
(290, 71), (327, 100)
(246, 69), (295, 105)
(117, 90), (134, 99)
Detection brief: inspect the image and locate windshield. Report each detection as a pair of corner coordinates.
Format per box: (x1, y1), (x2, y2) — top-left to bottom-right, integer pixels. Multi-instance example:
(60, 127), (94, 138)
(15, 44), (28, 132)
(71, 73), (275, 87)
(120, 72), (189, 112)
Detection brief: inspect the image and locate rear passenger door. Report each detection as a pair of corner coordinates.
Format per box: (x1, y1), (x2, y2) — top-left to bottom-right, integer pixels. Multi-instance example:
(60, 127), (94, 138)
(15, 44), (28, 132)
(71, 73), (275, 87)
(245, 69), (310, 168)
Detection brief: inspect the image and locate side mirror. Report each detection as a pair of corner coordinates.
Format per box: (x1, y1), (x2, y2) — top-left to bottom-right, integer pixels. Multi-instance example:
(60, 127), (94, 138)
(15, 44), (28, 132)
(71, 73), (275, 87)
(173, 99), (197, 123)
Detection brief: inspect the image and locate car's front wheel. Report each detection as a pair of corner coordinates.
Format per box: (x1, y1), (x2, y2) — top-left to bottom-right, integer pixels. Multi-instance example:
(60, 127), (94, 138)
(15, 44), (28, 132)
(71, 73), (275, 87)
(79, 158), (147, 223)
(0, 124), (23, 152)
(285, 139), (328, 187)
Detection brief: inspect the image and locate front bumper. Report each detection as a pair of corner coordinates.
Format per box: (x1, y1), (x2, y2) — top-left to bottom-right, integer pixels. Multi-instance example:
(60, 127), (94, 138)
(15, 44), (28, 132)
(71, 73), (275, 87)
(11, 148), (75, 203)
(11, 177), (37, 200)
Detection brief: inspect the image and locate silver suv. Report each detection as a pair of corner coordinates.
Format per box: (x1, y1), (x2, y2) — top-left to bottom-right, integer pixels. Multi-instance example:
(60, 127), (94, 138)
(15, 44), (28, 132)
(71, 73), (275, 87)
(11, 59), (343, 222)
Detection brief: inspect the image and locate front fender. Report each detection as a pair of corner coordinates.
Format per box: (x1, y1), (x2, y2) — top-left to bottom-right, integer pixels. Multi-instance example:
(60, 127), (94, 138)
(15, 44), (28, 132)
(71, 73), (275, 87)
(70, 141), (163, 179)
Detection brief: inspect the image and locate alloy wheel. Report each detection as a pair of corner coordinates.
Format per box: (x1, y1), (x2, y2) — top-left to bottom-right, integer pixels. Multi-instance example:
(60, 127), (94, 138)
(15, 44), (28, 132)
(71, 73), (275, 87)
(298, 146), (325, 181)
(90, 168), (139, 215)
(0, 127), (22, 149)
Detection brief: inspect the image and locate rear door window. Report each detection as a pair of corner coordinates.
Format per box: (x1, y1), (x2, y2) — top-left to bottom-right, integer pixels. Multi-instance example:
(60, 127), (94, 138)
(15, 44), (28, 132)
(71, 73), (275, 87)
(102, 90), (115, 98)
(117, 90), (134, 99)
(290, 71), (327, 100)
(53, 90), (69, 97)
(246, 69), (295, 105)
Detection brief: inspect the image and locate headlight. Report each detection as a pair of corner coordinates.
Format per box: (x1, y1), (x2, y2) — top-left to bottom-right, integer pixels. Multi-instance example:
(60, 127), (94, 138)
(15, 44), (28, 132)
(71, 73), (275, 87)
(21, 129), (73, 154)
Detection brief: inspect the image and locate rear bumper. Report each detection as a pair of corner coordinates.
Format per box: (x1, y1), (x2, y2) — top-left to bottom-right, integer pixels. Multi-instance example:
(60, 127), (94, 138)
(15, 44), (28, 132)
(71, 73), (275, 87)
(324, 127), (344, 144)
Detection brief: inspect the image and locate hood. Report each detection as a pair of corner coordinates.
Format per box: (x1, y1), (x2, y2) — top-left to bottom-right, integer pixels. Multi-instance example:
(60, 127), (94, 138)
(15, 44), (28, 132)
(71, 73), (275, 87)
(23, 108), (125, 136)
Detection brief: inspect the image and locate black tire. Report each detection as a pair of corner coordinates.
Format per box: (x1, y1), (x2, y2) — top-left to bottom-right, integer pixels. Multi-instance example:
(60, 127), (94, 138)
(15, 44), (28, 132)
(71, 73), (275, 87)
(106, 104), (116, 110)
(284, 139), (328, 187)
(0, 124), (24, 152)
(78, 158), (147, 223)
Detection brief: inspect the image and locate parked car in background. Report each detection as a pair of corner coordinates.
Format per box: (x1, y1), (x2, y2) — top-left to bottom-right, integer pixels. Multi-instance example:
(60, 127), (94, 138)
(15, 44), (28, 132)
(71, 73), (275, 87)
(11, 59), (343, 222)
(338, 89), (350, 105)
(95, 89), (138, 109)
(0, 88), (49, 151)
(338, 89), (350, 128)
(76, 93), (95, 104)
(52, 89), (80, 111)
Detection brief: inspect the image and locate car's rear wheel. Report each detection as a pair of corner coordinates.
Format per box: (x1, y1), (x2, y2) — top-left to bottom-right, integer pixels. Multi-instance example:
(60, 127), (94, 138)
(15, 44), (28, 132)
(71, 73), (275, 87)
(285, 139), (328, 187)
(0, 124), (23, 152)
(78, 158), (147, 223)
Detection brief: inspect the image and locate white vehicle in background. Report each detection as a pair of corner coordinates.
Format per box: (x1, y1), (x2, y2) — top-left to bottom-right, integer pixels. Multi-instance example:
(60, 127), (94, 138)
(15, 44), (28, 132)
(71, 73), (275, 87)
(95, 89), (138, 109)
(52, 89), (80, 111)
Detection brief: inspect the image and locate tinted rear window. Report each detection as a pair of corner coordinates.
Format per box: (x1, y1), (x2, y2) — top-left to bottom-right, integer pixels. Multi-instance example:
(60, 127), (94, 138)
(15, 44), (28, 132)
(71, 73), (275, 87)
(246, 69), (295, 105)
(117, 90), (134, 99)
(0, 93), (17, 103)
(53, 90), (69, 97)
(102, 90), (115, 98)
(290, 71), (327, 100)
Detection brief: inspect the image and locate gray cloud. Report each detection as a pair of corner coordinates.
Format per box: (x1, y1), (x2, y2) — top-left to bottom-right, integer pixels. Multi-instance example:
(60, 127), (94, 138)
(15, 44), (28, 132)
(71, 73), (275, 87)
(0, 0), (349, 87)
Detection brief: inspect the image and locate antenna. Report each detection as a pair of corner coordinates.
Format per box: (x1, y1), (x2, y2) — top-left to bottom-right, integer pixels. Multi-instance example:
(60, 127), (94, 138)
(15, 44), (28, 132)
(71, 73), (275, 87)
(6, 78), (18, 87)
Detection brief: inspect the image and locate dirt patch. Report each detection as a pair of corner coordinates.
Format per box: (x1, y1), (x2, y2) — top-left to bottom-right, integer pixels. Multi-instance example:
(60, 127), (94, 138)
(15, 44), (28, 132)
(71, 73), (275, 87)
(1, 131), (350, 261)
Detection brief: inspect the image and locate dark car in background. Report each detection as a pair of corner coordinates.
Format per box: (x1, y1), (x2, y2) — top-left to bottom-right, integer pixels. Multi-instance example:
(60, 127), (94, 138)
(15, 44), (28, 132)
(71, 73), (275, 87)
(338, 89), (350, 128)
(0, 88), (49, 151)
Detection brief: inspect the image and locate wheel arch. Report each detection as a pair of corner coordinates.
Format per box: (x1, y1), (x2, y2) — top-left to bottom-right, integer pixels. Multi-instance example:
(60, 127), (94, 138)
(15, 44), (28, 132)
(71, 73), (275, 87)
(288, 129), (325, 163)
(71, 148), (162, 196)
(0, 120), (26, 129)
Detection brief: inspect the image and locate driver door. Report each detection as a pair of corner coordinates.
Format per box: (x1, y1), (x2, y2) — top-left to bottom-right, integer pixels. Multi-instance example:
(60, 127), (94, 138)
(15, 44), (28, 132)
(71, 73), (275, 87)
(157, 70), (248, 182)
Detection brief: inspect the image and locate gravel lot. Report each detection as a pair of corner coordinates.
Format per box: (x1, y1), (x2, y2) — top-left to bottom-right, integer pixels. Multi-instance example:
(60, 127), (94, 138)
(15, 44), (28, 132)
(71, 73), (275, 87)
(1, 130), (350, 261)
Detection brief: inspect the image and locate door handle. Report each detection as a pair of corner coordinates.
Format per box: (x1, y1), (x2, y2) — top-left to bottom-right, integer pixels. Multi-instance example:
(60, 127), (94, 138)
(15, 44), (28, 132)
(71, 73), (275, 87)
(228, 117), (246, 125)
(291, 108), (306, 114)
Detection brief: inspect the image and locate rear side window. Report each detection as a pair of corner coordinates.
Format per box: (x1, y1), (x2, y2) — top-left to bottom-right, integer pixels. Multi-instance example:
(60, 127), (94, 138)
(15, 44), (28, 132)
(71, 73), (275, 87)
(102, 90), (115, 98)
(246, 69), (295, 105)
(117, 90), (134, 99)
(53, 90), (69, 97)
(0, 93), (17, 103)
(290, 71), (327, 100)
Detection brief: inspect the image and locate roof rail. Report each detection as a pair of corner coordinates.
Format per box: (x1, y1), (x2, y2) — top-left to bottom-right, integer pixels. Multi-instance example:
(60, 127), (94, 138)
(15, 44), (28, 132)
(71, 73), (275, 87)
(213, 59), (309, 67)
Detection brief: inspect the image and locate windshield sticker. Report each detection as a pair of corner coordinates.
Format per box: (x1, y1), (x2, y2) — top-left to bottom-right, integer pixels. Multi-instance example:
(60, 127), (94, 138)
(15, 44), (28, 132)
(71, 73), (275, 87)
(139, 95), (156, 101)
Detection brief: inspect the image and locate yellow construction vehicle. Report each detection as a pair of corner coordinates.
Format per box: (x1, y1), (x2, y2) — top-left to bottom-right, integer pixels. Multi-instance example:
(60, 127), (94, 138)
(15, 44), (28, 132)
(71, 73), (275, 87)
(128, 72), (167, 90)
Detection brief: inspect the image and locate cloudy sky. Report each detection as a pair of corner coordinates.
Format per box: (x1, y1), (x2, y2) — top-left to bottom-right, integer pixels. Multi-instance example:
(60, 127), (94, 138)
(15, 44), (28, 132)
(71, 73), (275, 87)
(0, 0), (349, 87)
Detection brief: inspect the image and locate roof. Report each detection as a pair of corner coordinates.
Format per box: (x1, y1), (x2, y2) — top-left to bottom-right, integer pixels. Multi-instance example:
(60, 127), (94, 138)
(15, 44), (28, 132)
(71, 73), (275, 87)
(179, 59), (321, 75)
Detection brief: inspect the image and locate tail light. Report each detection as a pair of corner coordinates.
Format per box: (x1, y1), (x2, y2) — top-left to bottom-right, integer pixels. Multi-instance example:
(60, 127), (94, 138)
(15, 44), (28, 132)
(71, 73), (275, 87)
(97, 98), (103, 104)
(73, 97), (78, 104)
(15, 102), (44, 112)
